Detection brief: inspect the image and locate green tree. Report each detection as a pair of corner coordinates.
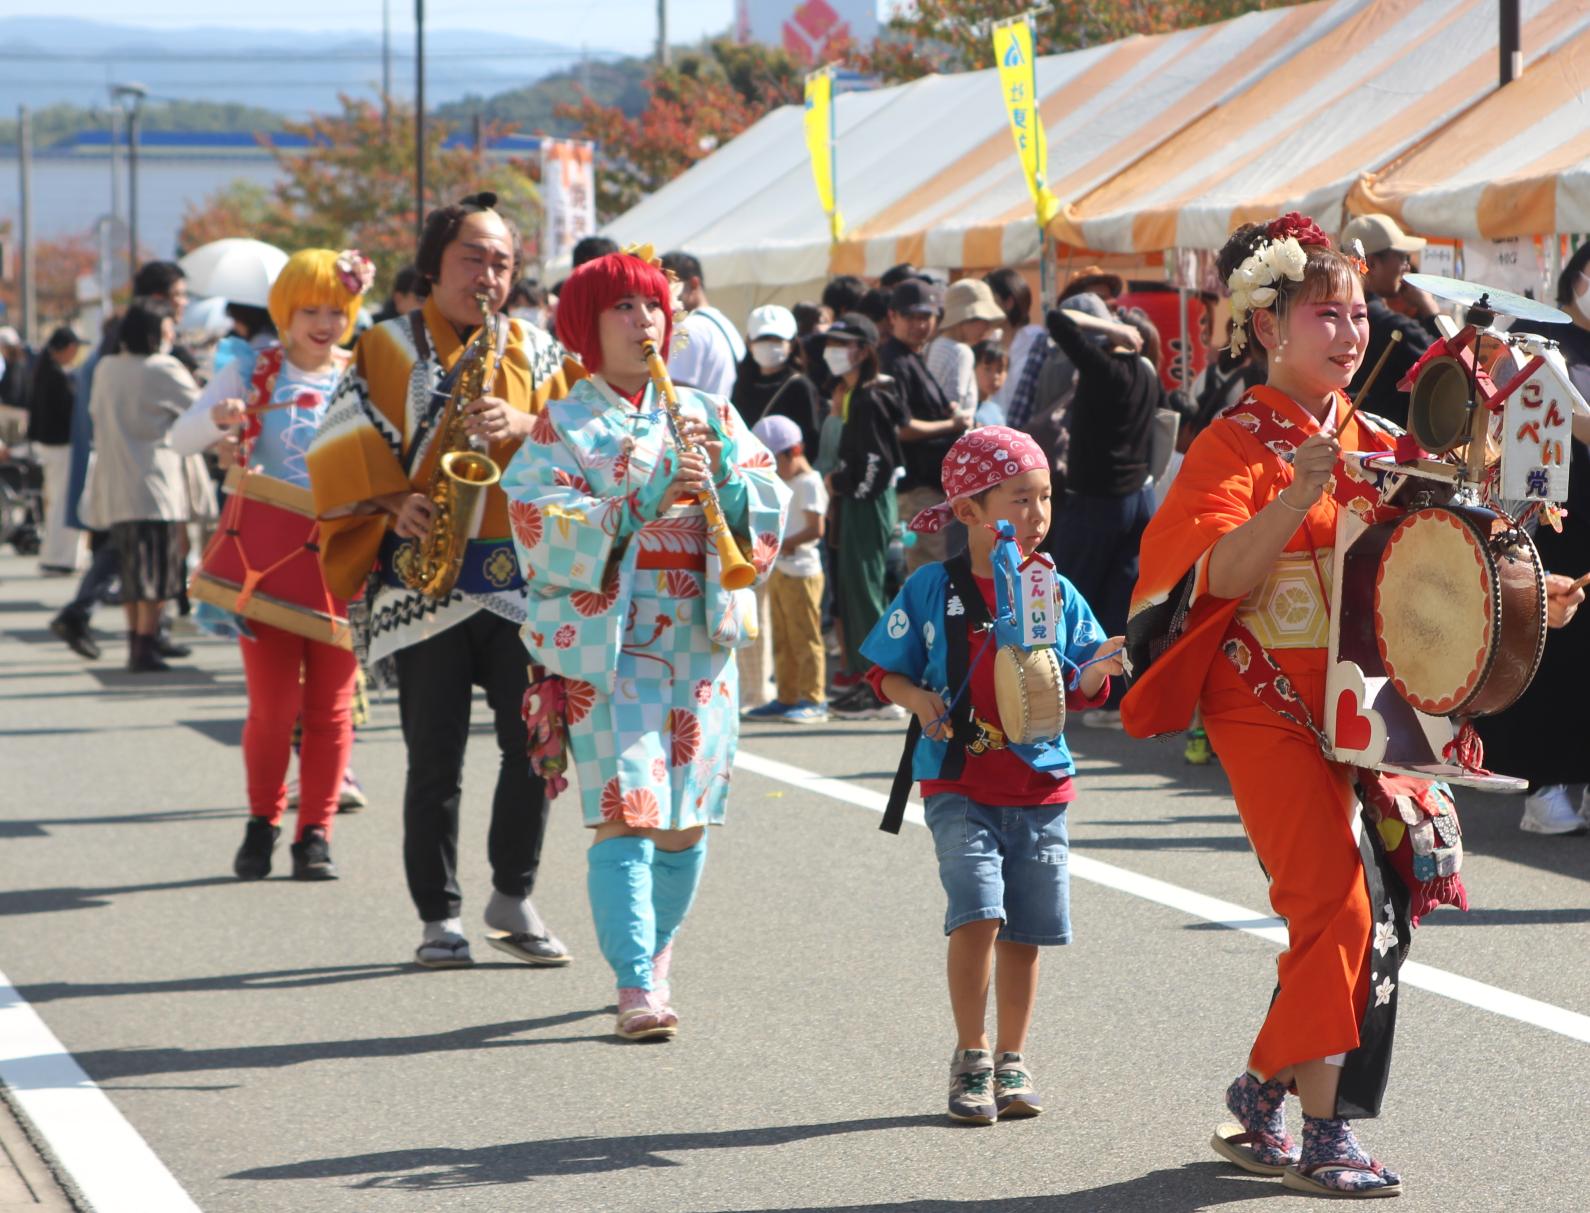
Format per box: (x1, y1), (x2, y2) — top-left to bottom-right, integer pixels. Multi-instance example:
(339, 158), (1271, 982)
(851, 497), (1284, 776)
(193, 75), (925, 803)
(177, 97), (538, 294)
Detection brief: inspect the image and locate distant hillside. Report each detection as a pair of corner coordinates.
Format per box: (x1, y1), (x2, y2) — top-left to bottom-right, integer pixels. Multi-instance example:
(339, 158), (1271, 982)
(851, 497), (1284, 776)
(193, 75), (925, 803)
(0, 16), (624, 117)
(433, 58), (650, 136)
(0, 100), (289, 148)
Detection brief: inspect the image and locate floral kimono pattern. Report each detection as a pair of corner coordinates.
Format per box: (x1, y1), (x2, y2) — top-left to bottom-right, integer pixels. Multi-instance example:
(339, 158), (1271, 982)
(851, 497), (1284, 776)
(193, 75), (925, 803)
(500, 374), (789, 829)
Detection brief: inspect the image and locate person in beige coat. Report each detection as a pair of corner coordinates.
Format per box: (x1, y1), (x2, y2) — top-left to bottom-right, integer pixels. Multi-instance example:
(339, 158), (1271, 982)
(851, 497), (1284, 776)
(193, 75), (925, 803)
(82, 298), (200, 672)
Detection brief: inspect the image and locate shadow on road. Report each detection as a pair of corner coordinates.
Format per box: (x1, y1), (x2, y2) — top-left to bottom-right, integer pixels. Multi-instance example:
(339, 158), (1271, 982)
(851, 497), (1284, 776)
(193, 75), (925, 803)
(16, 962), (416, 1003)
(0, 874), (240, 916)
(0, 805), (237, 839)
(226, 1114), (953, 1188)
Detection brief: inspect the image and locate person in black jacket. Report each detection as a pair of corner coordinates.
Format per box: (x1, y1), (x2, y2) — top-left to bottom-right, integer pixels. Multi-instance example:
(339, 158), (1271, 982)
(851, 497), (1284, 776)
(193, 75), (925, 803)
(1340, 214), (1441, 429)
(823, 313), (908, 721)
(731, 304), (823, 454)
(27, 326), (84, 573)
(879, 279), (971, 572)
(1045, 304), (1165, 724)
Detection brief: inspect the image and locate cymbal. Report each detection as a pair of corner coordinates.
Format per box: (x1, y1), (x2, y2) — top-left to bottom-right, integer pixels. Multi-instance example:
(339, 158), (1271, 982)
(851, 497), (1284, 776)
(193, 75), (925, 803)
(1403, 273), (1571, 325)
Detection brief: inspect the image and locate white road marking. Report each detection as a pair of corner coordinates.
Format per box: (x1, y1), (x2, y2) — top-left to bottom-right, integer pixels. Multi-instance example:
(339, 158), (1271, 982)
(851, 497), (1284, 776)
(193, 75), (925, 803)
(735, 749), (1590, 1046)
(0, 967), (202, 1213)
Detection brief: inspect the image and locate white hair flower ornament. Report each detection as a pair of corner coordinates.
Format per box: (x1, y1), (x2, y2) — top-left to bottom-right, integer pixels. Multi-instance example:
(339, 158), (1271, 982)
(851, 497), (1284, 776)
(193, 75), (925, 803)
(1225, 212), (1333, 354)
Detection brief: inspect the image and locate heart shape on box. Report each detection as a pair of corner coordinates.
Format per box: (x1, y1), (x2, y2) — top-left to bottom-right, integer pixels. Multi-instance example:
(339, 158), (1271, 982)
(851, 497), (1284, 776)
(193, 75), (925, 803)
(1327, 661), (1388, 765)
(1336, 689), (1374, 751)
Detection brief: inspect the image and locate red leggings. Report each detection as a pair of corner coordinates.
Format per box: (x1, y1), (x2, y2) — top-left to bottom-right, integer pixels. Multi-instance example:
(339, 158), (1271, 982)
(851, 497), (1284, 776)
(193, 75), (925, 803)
(239, 621), (357, 838)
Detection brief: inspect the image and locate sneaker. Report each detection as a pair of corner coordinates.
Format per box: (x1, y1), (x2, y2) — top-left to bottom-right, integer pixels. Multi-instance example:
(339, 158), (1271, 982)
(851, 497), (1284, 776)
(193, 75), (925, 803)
(783, 701), (830, 724)
(290, 825), (339, 880)
(233, 817), (280, 880)
(1519, 785), (1588, 835)
(742, 699), (791, 720)
(1184, 726), (1212, 765)
(1082, 708), (1124, 729)
(830, 669), (863, 691)
(49, 613), (100, 660)
(337, 769), (369, 812)
(831, 683), (907, 721)
(947, 1048), (997, 1125)
(993, 1052), (1043, 1118)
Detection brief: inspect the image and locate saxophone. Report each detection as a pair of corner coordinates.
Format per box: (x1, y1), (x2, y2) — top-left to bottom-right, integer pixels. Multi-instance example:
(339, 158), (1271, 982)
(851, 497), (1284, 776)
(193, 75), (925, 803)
(401, 293), (504, 599)
(642, 339), (757, 591)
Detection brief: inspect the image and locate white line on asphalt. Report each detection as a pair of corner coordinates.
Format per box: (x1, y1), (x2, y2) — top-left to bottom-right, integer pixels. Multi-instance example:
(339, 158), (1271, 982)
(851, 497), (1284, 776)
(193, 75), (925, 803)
(734, 750), (1590, 1046)
(0, 967), (202, 1213)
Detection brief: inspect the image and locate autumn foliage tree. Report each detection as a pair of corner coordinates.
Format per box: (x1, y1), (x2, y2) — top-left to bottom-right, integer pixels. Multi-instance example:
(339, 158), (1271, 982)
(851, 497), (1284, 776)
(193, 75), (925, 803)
(0, 232), (105, 336)
(555, 40), (805, 221)
(178, 97), (538, 293)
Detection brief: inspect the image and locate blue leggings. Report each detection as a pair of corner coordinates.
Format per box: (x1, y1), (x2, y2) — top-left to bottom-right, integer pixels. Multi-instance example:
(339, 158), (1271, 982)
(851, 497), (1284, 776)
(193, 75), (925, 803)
(586, 835), (708, 989)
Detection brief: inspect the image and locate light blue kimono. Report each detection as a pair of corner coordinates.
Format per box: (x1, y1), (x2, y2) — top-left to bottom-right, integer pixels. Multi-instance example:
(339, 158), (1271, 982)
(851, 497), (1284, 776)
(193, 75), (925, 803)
(501, 374), (789, 829)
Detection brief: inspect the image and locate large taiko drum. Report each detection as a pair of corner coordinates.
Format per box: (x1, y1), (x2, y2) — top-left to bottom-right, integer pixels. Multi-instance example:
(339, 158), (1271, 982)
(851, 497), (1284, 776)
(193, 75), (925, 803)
(189, 465), (355, 649)
(1366, 505), (1545, 717)
(993, 644), (1066, 745)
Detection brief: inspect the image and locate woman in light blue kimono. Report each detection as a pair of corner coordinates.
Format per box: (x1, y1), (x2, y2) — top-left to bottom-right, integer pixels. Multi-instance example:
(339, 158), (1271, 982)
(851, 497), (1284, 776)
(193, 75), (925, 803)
(501, 250), (788, 1040)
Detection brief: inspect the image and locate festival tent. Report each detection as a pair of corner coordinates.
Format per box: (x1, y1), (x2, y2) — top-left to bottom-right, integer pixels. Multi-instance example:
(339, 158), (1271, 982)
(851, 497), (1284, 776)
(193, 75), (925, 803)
(601, 0), (1366, 317)
(1347, 20), (1590, 239)
(1052, 0), (1590, 254)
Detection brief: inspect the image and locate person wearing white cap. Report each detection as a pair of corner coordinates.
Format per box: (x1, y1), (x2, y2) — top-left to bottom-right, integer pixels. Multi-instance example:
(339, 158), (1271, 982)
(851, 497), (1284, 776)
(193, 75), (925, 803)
(745, 413), (829, 724)
(1339, 213), (1441, 428)
(731, 304), (823, 455)
(926, 279), (1005, 418)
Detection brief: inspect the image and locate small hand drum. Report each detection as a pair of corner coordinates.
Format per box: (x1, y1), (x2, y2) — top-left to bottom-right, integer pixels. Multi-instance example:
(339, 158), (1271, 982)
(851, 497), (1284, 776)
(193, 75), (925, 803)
(993, 644), (1066, 745)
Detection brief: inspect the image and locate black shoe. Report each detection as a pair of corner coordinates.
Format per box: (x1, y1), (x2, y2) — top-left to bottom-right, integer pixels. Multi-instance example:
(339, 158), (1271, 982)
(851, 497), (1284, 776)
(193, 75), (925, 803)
(291, 826), (339, 881)
(127, 634), (171, 673)
(234, 817), (281, 880)
(50, 614), (100, 660)
(151, 633), (191, 659)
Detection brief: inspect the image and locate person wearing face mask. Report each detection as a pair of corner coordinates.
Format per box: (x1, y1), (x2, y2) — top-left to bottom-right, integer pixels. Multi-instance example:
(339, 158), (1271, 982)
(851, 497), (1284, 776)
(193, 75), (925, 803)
(80, 297), (198, 672)
(170, 248), (374, 882)
(824, 314), (909, 721)
(731, 305), (822, 452)
(307, 192), (572, 970)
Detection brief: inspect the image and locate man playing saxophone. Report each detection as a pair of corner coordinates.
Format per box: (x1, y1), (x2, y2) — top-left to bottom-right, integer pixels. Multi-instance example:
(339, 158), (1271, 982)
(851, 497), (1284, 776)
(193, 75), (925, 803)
(308, 192), (573, 969)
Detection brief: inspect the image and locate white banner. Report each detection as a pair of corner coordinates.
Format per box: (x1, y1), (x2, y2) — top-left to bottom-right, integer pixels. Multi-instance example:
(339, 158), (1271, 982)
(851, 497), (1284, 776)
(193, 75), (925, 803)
(541, 139), (596, 266)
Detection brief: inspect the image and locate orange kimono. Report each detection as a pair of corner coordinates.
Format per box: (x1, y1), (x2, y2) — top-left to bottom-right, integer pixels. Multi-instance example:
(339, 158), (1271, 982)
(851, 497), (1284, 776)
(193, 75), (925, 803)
(1124, 386), (1401, 1113)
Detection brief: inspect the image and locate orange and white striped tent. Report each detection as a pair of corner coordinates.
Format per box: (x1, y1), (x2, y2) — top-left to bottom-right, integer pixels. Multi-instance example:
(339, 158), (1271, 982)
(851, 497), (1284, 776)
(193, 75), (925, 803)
(1052, 0), (1590, 254)
(1348, 20), (1590, 238)
(602, 0), (1362, 314)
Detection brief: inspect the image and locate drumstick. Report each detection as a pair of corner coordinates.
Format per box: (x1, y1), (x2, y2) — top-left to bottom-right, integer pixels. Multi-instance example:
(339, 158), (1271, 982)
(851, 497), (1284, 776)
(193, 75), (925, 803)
(1335, 330), (1403, 434)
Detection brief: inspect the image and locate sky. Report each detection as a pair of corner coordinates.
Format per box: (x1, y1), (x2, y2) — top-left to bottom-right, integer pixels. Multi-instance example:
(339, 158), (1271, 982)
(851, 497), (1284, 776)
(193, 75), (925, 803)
(26, 1), (893, 58)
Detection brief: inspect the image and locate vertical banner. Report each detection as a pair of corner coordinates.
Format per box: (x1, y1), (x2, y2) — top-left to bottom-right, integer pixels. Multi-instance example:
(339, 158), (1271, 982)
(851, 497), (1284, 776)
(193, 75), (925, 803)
(804, 67), (843, 242)
(992, 18), (1060, 232)
(541, 139), (597, 265)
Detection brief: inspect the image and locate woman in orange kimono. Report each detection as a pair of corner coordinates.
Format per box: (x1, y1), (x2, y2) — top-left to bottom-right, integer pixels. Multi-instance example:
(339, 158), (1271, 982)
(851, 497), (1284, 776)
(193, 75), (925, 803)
(1122, 214), (1407, 1198)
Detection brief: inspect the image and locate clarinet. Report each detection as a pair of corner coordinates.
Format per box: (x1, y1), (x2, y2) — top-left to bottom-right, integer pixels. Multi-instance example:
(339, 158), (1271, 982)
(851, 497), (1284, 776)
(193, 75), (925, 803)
(641, 339), (757, 591)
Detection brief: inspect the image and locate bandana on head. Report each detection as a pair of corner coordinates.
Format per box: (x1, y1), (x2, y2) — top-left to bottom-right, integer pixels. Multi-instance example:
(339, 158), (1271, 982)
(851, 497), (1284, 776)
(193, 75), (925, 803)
(908, 425), (1048, 534)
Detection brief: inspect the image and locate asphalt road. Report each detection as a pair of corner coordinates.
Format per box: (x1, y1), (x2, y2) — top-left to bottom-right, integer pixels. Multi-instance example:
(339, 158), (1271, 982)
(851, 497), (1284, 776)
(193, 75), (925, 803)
(1, 550), (1587, 1213)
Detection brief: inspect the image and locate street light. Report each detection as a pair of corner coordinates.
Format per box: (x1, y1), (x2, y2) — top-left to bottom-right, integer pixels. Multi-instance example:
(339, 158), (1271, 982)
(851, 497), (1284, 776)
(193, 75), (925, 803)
(111, 82), (148, 280)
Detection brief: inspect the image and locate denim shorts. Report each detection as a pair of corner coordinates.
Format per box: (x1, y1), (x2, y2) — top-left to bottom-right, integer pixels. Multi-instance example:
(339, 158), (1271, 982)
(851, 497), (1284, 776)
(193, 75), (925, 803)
(922, 792), (1072, 946)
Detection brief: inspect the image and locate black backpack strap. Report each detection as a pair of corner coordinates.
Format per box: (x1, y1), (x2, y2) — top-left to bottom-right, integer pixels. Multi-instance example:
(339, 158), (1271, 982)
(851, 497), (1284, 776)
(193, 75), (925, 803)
(879, 556), (990, 834)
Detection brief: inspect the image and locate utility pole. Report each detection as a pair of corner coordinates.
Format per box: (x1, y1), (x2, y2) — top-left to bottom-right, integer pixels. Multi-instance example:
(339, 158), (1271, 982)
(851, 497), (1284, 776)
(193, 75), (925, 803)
(108, 106), (122, 280)
(382, 0), (392, 141)
(1500, 0), (1521, 85)
(415, 0), (426, 241)
(18, 106), (34, 346)
(657, 0), (669, 67)
(472, 111), (483, 158)
(113, 82), (148, 280)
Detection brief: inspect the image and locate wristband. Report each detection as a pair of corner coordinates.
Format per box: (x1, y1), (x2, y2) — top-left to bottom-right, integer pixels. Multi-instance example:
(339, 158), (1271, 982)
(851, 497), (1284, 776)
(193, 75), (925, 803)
(1274, 489), (1312, 513)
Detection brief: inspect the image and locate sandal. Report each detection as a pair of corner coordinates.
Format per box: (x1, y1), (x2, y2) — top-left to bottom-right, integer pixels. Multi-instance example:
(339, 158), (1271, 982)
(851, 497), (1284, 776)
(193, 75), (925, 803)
(615, 988), (678, 1041)
(1283, 1158), (1404, 1198)
(414, 936), (474, 969)
(485, 931), (572, 967)
(1210, 1123), (1299, 1176)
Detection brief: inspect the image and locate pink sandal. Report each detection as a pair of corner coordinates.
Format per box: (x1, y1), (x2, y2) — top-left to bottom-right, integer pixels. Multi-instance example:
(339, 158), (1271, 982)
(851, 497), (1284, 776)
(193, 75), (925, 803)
(615, 987), (678, 1041)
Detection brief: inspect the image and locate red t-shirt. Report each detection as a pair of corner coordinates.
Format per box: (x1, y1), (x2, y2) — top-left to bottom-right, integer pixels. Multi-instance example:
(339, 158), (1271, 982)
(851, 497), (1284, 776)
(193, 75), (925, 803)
(868, 573), (1107, 807)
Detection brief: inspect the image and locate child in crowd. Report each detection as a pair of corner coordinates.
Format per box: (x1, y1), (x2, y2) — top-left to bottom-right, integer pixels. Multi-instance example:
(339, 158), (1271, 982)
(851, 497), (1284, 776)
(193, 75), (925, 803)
(861, 426), (1124, 1125)
(971, 341), (1008, 426)
(745, 414), (828, 723)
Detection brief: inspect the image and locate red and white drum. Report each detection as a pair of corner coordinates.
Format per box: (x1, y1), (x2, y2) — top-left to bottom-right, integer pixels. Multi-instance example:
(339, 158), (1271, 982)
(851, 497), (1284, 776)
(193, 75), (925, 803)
(1368, 504), (1545, 717)
(189, 465), (355, 649)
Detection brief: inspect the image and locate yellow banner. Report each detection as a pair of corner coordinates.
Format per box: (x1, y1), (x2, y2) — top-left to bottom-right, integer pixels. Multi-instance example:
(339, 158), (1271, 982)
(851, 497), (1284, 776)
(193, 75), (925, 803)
(992, 19), (1060, 230)
(804, 68), (843, 242)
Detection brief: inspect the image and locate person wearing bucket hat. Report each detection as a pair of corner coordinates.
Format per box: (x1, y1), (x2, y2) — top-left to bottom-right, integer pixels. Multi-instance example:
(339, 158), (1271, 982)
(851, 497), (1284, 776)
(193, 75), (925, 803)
(731, 304), (822, 454)
(824, 312), (909, 721)
(1339, 214), (1440, 429)
(926, 279), (1005, 420)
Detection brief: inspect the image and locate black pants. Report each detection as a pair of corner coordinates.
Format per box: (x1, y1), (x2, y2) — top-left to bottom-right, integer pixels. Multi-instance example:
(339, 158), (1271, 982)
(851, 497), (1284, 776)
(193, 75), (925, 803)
(59, 533), (119, 624)
(395, 609), (547, 923)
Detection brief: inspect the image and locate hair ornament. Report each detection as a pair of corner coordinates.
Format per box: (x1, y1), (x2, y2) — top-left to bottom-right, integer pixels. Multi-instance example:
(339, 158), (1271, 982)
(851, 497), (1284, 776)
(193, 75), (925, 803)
(334, 249), (376, 297)
(1225, 215), (1334, 354)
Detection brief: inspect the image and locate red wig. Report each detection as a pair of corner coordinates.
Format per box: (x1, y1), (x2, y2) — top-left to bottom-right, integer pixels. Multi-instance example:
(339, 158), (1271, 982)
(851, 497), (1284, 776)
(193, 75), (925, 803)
(554, 251), (674, 373)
